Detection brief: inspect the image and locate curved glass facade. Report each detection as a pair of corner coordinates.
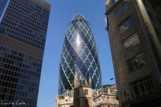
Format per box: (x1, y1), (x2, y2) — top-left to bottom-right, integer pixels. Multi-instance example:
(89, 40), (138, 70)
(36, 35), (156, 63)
(59, 15), (101, 94)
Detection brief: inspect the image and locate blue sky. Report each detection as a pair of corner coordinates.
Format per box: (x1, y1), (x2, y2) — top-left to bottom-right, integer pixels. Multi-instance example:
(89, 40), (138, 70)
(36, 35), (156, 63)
(37, 0), (115, 107)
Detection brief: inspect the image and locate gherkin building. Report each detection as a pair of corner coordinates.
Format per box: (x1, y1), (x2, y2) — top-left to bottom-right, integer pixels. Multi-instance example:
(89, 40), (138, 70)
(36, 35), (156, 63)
(59, 15), (101, 94)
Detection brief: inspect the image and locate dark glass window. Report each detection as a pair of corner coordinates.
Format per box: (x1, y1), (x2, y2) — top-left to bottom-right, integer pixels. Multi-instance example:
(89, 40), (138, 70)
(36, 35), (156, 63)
(131, 77), (153, 98)
(128, 53), (145, 72)
(112, 2), (128, 17)
(119, 17), (134, 33)
(0, 0), (49, 48)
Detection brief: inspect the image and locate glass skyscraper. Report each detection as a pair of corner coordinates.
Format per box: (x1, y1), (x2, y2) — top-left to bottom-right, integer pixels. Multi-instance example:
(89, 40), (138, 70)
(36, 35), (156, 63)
(59, 15), (101, 94)
(0, 0), (50, 106)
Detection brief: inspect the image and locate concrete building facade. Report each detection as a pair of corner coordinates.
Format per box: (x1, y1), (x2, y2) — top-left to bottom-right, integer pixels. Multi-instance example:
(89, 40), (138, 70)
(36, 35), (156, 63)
(105, 0), (161, 107)
(56, 95), (73, 107)
(93, 85), (119, 107)
(73, 86), (93, 107)
(56, 84), (119, 107)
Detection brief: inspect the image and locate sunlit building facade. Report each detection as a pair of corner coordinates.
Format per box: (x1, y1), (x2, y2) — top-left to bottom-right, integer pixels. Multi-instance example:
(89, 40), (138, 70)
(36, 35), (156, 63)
(93, 85), (119, 107)
(59, 15), (101, 94)
(0, 0), (50, 106)
(56, 90), (74, 107)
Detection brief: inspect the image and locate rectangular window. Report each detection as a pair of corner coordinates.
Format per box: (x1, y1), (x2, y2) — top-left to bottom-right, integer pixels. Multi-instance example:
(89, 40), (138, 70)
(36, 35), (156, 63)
(131, 77), (153, 98)
(112, 2), (128, 17)
(119, 17), (134, 33)
(123, 33), (140, 48)
(127, 53), (145, 72)
(84, 89), (88, 95)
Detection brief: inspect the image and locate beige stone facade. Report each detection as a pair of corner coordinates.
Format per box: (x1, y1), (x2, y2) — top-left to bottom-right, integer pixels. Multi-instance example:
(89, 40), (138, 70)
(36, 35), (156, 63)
(56, 85), (119, 107)
(73, 86), (93, 107)
(56, 95), (73, 107)
(93, 85), (119, 107)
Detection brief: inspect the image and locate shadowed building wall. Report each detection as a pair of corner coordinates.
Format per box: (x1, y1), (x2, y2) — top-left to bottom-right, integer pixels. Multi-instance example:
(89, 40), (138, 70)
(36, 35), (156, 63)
(105, 0), (161, 107)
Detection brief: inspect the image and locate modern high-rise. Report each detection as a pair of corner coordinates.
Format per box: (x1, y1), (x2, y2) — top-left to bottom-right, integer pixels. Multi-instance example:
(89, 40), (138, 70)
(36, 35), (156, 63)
(0, 0), (50, 106)
(59, 15), (101, 94)
(105, 0), (161, 107)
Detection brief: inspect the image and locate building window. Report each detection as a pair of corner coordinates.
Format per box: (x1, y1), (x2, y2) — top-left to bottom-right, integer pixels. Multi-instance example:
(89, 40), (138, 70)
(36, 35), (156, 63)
(112, 2), (128, 17)
(119, 17), (134, 33)
(59, 96), (64, 99)
(128, 53), (145, 72)
(133, 85), (140, 97)
(131, 77), (153, 98)
(123, 33), (140, 48)
(84, 89), (88, 95)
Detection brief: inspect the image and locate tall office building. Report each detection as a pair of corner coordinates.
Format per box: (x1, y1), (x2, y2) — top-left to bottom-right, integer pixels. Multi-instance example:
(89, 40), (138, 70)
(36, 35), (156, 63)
(59, 15), (101, 94)
(105, 0), (161, 107)
(0, 0), (50, 106)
